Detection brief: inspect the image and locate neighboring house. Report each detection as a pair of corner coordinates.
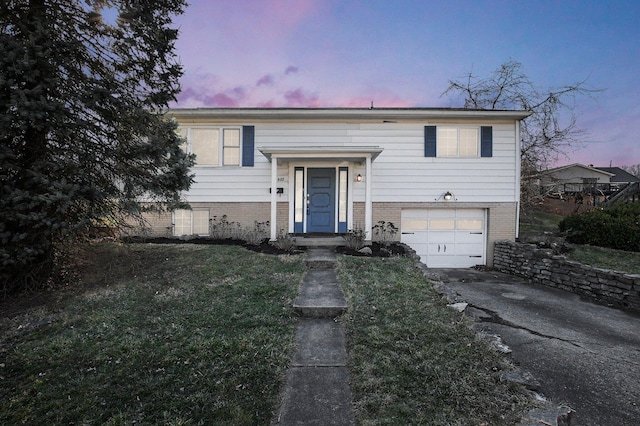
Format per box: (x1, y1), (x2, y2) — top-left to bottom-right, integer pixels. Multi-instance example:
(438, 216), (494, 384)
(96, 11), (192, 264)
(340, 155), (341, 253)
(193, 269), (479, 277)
(144, 108), (530, 268)
(538, 163), (614, 195)
(595, 167), (640, 205)
(594, 167), (640, 188)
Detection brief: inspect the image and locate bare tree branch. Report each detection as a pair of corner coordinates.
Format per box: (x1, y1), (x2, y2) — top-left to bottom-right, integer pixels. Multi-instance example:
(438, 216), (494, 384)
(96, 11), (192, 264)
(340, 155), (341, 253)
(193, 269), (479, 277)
(442, 59), (603, 208)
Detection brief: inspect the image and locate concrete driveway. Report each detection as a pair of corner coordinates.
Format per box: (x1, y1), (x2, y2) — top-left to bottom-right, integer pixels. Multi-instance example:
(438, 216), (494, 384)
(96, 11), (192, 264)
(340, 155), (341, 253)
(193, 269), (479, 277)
(434, 268), (640, 426)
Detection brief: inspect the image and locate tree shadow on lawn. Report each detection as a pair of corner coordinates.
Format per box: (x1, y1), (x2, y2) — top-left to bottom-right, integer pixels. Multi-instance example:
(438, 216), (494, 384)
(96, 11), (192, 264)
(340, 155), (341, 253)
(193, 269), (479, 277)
(1, 238), (408, 319)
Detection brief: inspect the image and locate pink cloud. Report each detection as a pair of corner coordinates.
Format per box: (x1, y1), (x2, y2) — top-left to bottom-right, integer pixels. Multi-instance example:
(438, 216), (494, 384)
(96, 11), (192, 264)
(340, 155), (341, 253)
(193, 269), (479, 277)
(284, 88), (319, 107)
(206, 93), (238, 107)
(174, 64), (421, 110)
(285, 66), (299, 75)
(257, 75), (275, 87)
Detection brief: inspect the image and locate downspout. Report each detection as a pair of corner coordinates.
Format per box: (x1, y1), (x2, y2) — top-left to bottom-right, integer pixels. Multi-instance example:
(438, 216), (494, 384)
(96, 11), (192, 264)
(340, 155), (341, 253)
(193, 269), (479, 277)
(515, 119), (522, 239)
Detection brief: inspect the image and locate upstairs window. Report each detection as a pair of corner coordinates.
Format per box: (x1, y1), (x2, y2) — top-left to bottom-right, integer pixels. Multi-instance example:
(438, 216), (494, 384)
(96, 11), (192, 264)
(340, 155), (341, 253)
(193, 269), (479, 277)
(222, 128), (240, 165)
(437, 127), (479, 157)
(178, 126), (254, 167)
(191, 128), (220, 165)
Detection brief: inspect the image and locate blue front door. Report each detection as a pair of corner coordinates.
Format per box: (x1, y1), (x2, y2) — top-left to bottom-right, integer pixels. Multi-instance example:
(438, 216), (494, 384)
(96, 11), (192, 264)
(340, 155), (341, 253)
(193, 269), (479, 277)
(307, 168), (336, 233)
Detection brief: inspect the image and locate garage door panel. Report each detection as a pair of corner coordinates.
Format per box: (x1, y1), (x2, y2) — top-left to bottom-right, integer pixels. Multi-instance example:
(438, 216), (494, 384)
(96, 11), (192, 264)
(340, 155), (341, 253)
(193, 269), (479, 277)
(427, 255), (452, 268)
(456, 243), (484, 255)
(455, 255), (483, 268)
(429, 231), (456, 242)
(400, 232), (423, 244)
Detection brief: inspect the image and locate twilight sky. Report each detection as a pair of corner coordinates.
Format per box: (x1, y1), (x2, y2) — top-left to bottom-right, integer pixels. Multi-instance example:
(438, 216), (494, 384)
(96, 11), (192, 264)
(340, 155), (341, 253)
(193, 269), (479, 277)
(170, 0), (640, 168)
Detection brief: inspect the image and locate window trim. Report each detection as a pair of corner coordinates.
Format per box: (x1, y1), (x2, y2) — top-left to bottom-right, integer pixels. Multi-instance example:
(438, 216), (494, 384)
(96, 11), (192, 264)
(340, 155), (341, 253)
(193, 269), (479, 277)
(424, 125), (493, 158)
(222, 128), (241, 166)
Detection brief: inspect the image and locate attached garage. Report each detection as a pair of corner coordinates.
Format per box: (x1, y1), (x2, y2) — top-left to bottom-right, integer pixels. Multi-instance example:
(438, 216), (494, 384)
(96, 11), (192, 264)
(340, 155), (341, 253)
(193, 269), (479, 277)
(401, 209), (486, 268)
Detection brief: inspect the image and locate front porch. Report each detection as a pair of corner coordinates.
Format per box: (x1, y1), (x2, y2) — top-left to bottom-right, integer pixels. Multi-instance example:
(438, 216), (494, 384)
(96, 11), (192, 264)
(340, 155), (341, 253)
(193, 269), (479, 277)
(258, 146), (383, 241)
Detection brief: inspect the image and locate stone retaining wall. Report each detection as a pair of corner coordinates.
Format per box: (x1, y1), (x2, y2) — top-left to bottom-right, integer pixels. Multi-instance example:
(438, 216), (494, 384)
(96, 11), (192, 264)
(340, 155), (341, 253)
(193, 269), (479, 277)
(494, 240), (640, 311)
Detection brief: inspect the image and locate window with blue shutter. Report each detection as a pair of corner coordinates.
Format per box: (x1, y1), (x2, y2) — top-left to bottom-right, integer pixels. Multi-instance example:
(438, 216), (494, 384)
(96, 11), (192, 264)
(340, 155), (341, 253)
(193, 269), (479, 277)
(242, 125), (255, 166)
(424, 126), (436, 157)
(480, 126), (493, 157)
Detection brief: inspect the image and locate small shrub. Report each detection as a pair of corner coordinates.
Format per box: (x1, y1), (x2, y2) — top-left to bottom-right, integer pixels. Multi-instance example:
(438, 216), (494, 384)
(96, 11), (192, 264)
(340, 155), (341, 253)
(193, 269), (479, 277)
(343, 227), (366, 250)
(271, 230), (297, 252)
(372, 220), (398, 247)
(210, 215), (241, 240)
(243, 221), (270, 245)
(558, 203), (640, 251)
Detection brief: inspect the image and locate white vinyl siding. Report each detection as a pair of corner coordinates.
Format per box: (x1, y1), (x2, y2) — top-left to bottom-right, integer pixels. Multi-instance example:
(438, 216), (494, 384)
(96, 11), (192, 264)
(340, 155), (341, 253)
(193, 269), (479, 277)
(173, 209), (209, 236)
(178, 121), (518, 204)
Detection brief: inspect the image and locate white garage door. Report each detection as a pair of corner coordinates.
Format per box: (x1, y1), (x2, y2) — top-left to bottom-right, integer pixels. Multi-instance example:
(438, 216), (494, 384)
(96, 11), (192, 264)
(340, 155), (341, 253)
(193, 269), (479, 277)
(401, 209), (486, 268)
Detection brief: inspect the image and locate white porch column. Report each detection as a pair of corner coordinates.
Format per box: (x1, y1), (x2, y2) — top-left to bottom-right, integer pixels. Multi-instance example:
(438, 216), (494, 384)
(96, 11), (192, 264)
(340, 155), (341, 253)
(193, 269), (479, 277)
(365, 155), (373, 240)
(270, 156), (278, 241)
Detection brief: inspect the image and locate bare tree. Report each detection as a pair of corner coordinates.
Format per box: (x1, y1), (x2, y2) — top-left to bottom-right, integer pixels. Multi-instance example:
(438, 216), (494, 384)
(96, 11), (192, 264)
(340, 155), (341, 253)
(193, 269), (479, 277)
(622, 164), (640, 177)
(442, 60), (600, 169)
(442, 60), (601, 210)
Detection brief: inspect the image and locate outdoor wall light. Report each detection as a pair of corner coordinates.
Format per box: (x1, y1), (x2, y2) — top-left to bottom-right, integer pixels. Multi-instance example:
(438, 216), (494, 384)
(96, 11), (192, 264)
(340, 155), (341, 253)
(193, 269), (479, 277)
(355, 174), (363, 182)
(435, 191), (456, 201)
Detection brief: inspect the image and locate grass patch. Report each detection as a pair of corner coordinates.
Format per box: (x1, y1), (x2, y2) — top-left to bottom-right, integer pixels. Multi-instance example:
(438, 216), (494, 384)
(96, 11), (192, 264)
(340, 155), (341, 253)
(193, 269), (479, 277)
(0, 243), (304, 425)
(567, 245), (640, 274)
(337, 256), (534, 425)
(519, 209), (563, 235)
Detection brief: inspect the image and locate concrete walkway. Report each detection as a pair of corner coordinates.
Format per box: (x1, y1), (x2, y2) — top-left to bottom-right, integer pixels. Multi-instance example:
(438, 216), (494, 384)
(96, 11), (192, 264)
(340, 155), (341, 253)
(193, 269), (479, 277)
(275, 248), (354, 425)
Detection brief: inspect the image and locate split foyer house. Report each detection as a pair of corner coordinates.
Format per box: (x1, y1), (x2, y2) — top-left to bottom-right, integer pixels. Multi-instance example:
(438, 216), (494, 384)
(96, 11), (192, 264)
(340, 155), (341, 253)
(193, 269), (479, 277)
(144, 108), (530, 268)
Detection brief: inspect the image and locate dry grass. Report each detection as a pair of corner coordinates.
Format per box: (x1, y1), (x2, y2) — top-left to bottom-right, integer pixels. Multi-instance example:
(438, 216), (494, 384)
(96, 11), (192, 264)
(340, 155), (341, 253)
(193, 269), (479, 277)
(0, 243), (304, 425)
(337, 255), (535, 425)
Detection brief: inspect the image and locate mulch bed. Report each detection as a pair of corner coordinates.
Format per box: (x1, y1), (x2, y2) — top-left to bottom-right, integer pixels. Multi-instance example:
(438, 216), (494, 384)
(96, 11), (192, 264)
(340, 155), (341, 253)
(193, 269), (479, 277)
(122, 236), (298, 255)
(122, 236), (408, 258)
(336, 242), (407, 257)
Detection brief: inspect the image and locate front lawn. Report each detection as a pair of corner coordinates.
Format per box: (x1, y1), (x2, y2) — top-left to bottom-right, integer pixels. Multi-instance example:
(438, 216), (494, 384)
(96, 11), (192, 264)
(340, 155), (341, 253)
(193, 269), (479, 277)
(0, 243), (304, 425)
(337, 255), (535, 425)
(2, 243), (536, 425)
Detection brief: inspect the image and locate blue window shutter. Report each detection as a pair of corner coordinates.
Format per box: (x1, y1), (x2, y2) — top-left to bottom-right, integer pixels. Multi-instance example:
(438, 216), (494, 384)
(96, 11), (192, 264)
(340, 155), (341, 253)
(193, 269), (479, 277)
(242, 126), (255, 166)
(481, 126), (493, 157)
(424, 126), (436, 157)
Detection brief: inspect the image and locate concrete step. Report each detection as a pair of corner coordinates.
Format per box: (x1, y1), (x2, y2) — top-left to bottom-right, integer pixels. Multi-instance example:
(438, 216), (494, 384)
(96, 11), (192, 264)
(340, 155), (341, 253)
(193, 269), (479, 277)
(305, 247), (337, 270)
(296, 236), (345, 248)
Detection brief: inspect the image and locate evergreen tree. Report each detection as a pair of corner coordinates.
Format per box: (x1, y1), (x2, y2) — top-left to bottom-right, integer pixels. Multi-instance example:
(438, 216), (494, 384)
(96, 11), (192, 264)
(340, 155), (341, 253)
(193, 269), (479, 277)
(0, 0), (194, 292)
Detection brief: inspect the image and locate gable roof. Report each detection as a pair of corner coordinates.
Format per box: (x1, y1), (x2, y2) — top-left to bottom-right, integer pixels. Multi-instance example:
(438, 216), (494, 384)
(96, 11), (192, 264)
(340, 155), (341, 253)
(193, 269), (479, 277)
(540, 163), (615, 177)
(595, 167), (640, 183)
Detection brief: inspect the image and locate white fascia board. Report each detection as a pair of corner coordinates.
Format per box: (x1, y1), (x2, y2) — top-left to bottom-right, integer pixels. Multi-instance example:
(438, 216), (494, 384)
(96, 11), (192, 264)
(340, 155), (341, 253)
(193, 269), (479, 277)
(168, 107), (532, 122)
(258, 146), (384, 162)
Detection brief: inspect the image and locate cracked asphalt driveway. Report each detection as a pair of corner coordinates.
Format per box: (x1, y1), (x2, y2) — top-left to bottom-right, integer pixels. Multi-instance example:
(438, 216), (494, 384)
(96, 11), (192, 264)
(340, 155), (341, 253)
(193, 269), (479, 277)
(435, 268), (640, 426)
